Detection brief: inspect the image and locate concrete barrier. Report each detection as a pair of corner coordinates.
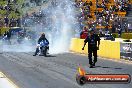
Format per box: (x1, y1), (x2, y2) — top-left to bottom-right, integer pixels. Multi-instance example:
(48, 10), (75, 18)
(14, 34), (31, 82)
(70, 38), (120, 60)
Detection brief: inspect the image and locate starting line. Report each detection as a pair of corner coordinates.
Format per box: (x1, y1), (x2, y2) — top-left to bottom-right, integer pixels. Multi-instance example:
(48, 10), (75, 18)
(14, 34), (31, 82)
(0, 72), (18, 88)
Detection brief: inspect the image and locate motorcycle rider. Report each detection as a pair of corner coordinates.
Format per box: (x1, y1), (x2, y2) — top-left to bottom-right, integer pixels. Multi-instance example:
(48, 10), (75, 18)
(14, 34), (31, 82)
(33, 33), (49, 56)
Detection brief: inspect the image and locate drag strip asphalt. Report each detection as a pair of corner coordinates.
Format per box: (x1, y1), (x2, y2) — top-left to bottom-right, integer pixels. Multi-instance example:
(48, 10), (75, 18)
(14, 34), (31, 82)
(0, 52), (132, 88)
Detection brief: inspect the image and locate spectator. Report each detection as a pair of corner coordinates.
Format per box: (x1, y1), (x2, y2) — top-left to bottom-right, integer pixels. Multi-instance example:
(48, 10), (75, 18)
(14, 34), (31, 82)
(3, 31), (7, 37)
(80, 26), (88, 39)
(16, 18), (21, 27)
(118, 28), (122, 37)
(4, 17), (9, 27)
(6, 31), (11, 40)
(83, 1), (89, 6)
(0, 4), (3, 10)
(7, 0), (10, 4)
(89, 1), (92, 6)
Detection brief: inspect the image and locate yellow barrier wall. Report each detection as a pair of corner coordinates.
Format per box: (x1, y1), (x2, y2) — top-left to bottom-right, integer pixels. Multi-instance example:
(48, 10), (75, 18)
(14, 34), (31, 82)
(70, 38), (88, 54)
(70, 38), (120, 59)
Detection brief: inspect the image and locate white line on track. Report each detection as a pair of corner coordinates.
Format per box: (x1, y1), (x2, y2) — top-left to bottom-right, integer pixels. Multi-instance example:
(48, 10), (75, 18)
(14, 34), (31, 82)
(0, 72), (19, 88)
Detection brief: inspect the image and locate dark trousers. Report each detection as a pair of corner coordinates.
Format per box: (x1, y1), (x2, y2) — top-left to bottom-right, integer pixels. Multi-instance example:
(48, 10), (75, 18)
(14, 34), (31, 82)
(88, 47), (97, 65)
(34, 48), (39, 55)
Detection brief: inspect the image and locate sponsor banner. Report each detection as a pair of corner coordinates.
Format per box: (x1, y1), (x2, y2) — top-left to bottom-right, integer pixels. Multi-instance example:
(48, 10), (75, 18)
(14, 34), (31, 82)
(76, 67), (131, 85)
(76, 74), (131, 85)
(120, 43), (132, 60)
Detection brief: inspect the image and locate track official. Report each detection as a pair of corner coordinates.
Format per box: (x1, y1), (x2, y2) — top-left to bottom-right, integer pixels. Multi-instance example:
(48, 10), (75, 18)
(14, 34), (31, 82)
(82, 29), (100, 68)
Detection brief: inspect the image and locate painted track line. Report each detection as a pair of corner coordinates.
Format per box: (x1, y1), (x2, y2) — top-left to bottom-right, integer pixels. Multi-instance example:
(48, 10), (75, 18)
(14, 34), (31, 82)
(0, 72), (19, 88)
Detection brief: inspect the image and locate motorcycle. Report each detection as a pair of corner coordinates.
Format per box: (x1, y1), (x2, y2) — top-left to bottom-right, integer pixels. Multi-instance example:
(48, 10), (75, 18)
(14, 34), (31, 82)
(38, 40), (49, 56)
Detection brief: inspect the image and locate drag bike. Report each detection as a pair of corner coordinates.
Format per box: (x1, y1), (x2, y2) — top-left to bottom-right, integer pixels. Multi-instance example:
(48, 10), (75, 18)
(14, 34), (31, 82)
(38, 40), (49, 57)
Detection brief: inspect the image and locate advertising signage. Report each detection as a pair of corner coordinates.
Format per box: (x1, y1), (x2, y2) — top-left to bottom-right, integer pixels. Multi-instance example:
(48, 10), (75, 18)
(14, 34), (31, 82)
(120, 42), (132, 60)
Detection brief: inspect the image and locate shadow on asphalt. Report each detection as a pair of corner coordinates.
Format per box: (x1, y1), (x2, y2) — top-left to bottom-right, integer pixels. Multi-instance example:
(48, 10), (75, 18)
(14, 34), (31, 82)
(94, 66), (101, 68)
(102, 67), (111, 68)
(46, 55), (56, 57)
(38, 55), (56, 57)
(114, 68), (122, 69)
(94, 66), (122, 69)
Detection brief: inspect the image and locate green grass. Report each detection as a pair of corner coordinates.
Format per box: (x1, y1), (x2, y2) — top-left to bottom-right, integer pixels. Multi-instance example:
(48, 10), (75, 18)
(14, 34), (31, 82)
(0, 27), (10, 35)
(112, 33), (132, 39)
(0, 0), (24, 19)
(0, 0), (25, 35)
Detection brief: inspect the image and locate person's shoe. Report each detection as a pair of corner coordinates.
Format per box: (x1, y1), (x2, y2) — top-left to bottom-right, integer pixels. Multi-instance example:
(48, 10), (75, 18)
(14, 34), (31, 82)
(33, 54), (36, 56)
(92, 63), (95, 66)
(90, 65), (93, 68)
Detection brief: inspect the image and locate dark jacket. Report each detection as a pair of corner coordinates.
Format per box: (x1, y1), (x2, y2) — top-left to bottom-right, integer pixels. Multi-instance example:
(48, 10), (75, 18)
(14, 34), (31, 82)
(38, 36), (49, 44)
(84, 34), (100, 49)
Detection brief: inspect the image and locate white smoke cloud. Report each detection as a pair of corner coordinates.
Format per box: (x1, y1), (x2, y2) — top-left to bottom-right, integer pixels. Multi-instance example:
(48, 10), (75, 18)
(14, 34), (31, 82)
(46, 0), (77, 54)
(1, 0), (80, 54)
